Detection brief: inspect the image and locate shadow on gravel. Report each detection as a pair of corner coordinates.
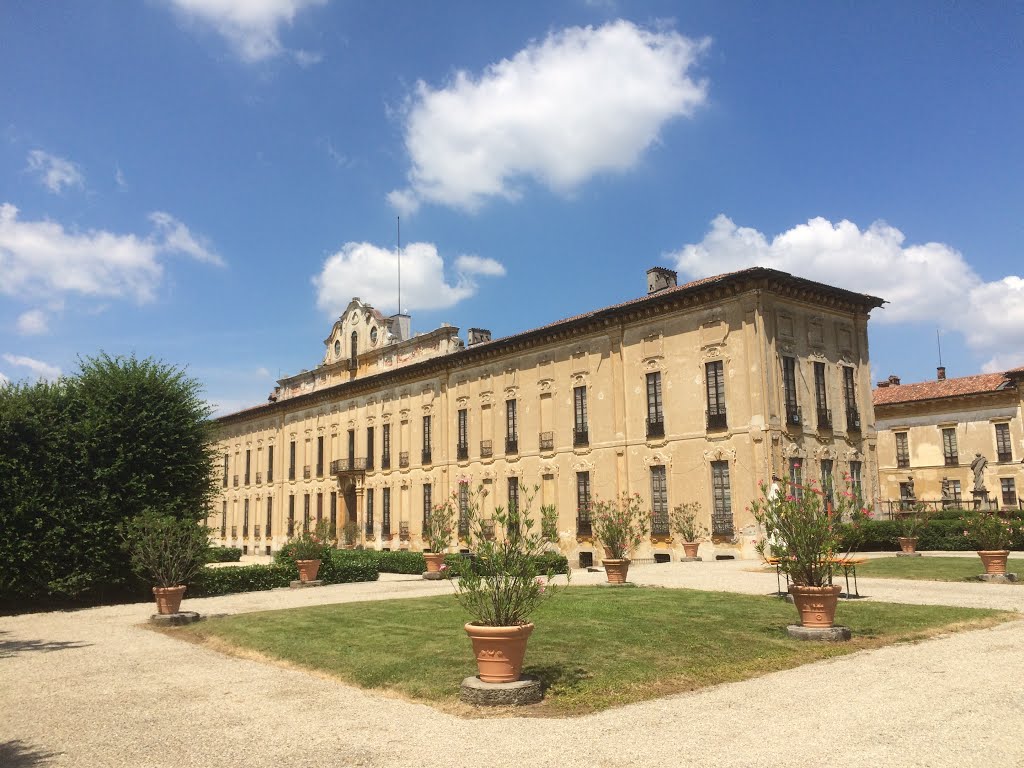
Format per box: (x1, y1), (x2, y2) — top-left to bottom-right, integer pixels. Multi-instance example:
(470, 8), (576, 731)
(0, 630), (92, 658)
(524, 662), (591, 695)
(0, 739), (60, 766)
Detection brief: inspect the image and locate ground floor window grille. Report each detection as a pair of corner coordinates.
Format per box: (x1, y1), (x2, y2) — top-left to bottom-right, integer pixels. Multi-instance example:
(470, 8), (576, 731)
(711, 461), (733, 536)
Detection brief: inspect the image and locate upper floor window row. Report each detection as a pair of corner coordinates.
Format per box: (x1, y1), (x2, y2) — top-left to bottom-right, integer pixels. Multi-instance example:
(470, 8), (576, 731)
(782, 357), (859, 432)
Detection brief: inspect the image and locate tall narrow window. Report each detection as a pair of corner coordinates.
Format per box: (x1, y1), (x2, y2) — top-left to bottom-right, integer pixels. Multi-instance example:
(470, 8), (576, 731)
(947, 479), (962, 503)
(573, 386), (589, 446)
(506, 399), (518, 453)
(365, 489), (374, 534)
(457, 409), (468, 460)
(849, 461), (863, 498)
(303, 493), (310, 533)
(288, 495), (295, 536)
(508, 477), (519, 513)
(347, 429), (355, 469)
(221, 500), (227, 537)
(366, 427), (374, 470)
(267, 445), (274, 483)
(458, 483), (470, 537)
(382, 423), (391, 469)
(820, 459), (834, 509)
(942, 428), (959, 466)
(814, 362), (831, 429)
(995, 423), (1013, 462)
(316, 436), (324, 477)
(349, 330), (358, 368)
(646, 372), (664, 438)
(243, 498), (249, 537)
(789, 458), (804, 501)
(289, 440), (296, 480)
(422, 415), (432, 464)
(316, 492), (323, 525)
(265, 497), (272, 537)
(783, 357), (800, 425)
(705, 361), (727, 430)
(223, 453), (229, 488)
(329, 492), (337, 535)
(895, 432), (910, 469)
(423, 483), (433, 530)
(711, 461), (733, 536)
(382, 487), (391, 534)
(1001, 478), (1017, 507)
(843, 367), (860, 431)
(576, 472), (592, 536)
(650, 465), (668, 535)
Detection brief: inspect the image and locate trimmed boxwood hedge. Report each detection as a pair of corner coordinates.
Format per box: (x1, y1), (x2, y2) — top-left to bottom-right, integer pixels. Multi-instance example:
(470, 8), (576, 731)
(841, 515), (1024, 552)
(188, 551), (378, 597)
(307, 548), (571, 576)
(206, 546), (243, 563)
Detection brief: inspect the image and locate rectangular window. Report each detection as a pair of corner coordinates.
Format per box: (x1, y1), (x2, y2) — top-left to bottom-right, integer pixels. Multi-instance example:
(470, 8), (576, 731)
(329, 492), (337, 535)
(316, 436), (324, 477)
(843, 367), (860, 431)
(1002, 478), (1017, 507)
(289, 440), (296, 480)
(789, 458), (804, 501)
(365, 489), (374, 533)
(650, 465), (668, 535)
(267, 445), (274, 484)
(243, 498), (249, 536)
(423, 483), (432, 529)
(265, 497), (272, 538)
(303, 493), (310, 533)
(996, 423), (1013, 462)
(711, 461), (733, 536)
(366, 427), (374, 470)
(899, 481), (914, 510)
(458, 483), (470, 537)
(820, 459), (834, 509)
(422, 415), (432, 464)
(783, 357), (800, 425)
(646, 372), (664, 438)
(942, 428), (959, 466)
(288, 495), (295, 536)
(221, 500), (227, 537)
(457, 409), (468, 460)
(849, 461), (863, 498)
(573, 386), (589, 445)
(348, 429), (355, 467)
(508, 476), (519, 513)
(896, 432), (910, 469)
(382, 423), (391, 469)
(382, 487), (391, 534)
(947, 480), (962, 503)
(576, 471), (592, 535)
(705, 360), (727, 430)
(316, 492), (323, 525)
(223, 453), (229, 487)
(506, 399), (518, 453)
(814, 362), (831, 429)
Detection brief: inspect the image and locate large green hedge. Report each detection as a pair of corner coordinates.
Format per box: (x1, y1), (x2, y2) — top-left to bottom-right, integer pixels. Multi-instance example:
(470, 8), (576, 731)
(841, 515), (1024, 552)
(281, 548), (571, 576)
(189, 553), (378, 598)
(206, 546), (243, 563)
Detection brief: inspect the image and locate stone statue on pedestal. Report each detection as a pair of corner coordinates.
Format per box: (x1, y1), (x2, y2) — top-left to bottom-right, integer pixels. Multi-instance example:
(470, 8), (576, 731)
(970, 453), (988, 494)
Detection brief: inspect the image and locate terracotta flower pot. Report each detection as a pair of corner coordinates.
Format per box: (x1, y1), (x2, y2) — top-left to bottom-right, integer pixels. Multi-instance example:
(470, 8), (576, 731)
(423, 552), (446, 573)
(153, 585), (187, 615)
(978, 550), (1010, 574)
(603, 558), (630, 584)
(464, 622), (534, 683)
(898, 537), (919, 554)
(296, 559), (321, 582)
(682, 542), (700, 558)
(788, 584), (841, 628)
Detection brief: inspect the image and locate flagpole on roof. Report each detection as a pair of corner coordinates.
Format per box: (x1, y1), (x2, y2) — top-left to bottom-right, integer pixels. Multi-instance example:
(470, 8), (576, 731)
(397, 216), (402, 317)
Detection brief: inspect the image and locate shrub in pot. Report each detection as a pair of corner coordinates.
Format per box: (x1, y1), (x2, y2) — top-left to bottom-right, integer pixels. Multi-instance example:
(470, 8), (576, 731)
(590, 493), (649, 583)
(286, 521), (332, 581)
(124, 511), (210, 614)
(669, 502), (707, 558)
(896, 503), (930, 553)
(961, 509), (1022, 575)
(423, 496), (456, 573)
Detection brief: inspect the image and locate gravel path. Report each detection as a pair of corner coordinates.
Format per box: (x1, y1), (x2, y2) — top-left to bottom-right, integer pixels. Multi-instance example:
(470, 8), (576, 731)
(2, 559), (1023, 767)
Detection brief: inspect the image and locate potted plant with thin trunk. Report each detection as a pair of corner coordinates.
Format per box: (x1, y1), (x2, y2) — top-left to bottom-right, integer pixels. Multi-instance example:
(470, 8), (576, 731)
(423, 496), (456, 574)
(897, 503), (929, 554)
(669, 502), (707, 559)
(124, 511), (210, 615)
(342, 521), (359, 549)
(453, 483), (565, 683)
(287, 521), (331, 582)
(590, 493), (649, 583)
(961, 509), (1021, 575)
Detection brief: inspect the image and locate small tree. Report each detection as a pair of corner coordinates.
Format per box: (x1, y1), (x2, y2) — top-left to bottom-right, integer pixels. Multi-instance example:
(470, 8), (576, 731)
(669, 502), (708, 542)
(540, 504), (559, 545)
(424, 497), (457, 552)
(124, 511), (211, 588)
(591, 493), (649, 559)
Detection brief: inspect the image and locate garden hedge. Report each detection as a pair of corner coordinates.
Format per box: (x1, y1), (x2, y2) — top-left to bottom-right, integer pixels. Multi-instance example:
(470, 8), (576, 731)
(206, 546), (243, 563)
(188, 552), (378, 598)
(279, 548), (570, 576)
(841, 515), (1024, 552)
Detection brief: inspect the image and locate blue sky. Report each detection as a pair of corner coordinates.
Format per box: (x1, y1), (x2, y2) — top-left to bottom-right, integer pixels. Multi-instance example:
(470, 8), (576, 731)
(2, 1), (1022, 413)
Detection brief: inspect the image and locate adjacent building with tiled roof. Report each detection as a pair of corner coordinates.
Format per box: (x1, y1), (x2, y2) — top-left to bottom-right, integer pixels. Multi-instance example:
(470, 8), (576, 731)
(211, 266), (885, 563)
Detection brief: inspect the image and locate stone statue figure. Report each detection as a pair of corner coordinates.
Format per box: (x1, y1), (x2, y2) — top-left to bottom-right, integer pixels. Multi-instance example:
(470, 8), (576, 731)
(905, 475), (915, 500)
(940, 478), (951, 501)
(970, 453), (988, 493)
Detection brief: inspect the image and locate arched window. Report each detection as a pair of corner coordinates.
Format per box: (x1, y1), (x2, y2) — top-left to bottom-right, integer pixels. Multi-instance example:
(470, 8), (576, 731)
(350, 331), (358, 366)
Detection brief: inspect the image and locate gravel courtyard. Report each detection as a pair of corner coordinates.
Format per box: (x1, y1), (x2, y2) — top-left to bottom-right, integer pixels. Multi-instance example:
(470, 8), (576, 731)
(2, 559), (1023, 768)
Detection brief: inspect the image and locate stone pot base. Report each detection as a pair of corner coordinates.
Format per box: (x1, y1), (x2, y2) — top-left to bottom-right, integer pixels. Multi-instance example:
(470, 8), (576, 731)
(289, 580), (324, 589)
(972, 573), (1019, 584)
(896, 552), (923, 558)
(678, 556), (702, 563)
(460, 675), (543, 706)
(786, 625), (851, 642)
(422, 571), (445, 580)
(149, 611), (202, 626)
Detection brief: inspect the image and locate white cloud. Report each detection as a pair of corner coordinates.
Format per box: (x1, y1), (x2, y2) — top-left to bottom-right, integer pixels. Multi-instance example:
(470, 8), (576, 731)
(669, 214), (1024, 373)
(389, 20), (710, 213)
(455, 254), (507, 277)
(0, 372), (8, 386)
(27, 150), (84, 194)
(313, 242), (505, 316)
(0, 203), (222, 306)
(15, 309), (49, 336)
(115, 166), (127, 187)
(2, 354), (61, 382)
(163, 0), (326, 62)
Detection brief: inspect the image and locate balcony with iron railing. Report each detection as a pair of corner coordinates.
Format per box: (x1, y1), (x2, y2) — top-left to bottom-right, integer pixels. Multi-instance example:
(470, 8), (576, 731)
(330, 458), (367, 474)
(539, 431), (554, 451)
(817, 407), (832, 430)
(506, 437), (518, 455)
(422, 449), (432, 466)
(457, 444), (469, 461)
(382, 453), (391, 470)
(576, 514), (592, 537)
(303, 465), (311, 480)
(573, 428), (589, 447)
(786, 405), (802, 427)
(646, 418), (665, 440)
(650, 512), (670, 537)
(399, 452), (409, 468)
(847, 409), (861, 432)
(706, 409), (727, 431)
(399, 521), (411, 541)
(480, 439), (492, 458)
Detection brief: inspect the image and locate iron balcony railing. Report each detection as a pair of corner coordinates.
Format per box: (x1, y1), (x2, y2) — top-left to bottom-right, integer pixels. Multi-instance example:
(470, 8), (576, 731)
(847, 409), (861, 432)
(330, 458), (367, 473)
(650, 512), (670, 537)
(881, 498), (999, 518)
(539, 431), (554, 451)
(457, 444), (469, 461)
(706, 409), (727, 431)
(573, 428), (589, 447)
(421, 449), (432, 466)
(506, 437), (518, 455)
(399, 521), (411, 541)
(303, 465), (311, 479)
(576, 515), (592, 537)
(480, 440), (493, 458)
(399, 452), (409, 468)
(711, 513), (734, 537)
(786, 405), (802, 427)
(381, 454), (391, 470)
(817, 408), (832, 430)
(646, 418), (665, 439)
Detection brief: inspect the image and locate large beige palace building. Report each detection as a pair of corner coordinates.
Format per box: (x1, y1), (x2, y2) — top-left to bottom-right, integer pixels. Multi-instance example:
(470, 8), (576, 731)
(210, 267), (884, 563)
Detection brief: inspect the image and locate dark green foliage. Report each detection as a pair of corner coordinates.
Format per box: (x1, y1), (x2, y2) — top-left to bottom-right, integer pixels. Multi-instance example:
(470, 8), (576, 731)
(839, 516), (1024, 552)
(188, 555), (379, 598)
(206, 546), (243, 563)
(0, 353), (217, 608)
(312, 549), (570, 577)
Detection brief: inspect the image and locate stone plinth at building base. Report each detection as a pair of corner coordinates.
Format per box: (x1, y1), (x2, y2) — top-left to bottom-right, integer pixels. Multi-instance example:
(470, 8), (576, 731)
(289, 580), (324, 589)
(460, 675), (543, 706)
(896, 552), (922, 558)
(422, 571), (445, 580)
(786, 625), (851, 642)
(150, 611), (202, 626)
(678, 556), (702, 563)
(973, 573), (1019, 584)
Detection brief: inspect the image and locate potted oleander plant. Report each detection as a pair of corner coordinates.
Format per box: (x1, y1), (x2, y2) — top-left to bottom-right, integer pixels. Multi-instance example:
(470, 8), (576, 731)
(124, 511), (211, 615)
(453, 484), (564, 683)
(961, 509), (1021, 575)
(540, 503), (560, 550)
(590, 493), (649, 583)
(423, 496), (456, 574)
(896, 503), (930, 554)
(669, 501), (707, 559)
(287, 521), (331, 582)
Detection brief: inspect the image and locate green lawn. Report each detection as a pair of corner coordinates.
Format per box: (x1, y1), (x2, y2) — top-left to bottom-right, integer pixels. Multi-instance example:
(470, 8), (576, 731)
(178, 587), (1012, 716)
(855, 555), (1024, 582)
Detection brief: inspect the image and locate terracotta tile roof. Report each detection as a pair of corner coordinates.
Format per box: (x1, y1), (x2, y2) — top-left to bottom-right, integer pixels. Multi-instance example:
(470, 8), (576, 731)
(873, 372), (1012, 406)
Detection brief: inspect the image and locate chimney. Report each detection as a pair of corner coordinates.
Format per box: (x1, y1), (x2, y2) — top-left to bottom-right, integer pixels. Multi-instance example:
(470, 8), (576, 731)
(646, 266), (678, 294)
(888, 374), (901, 386)
(388, 313), (411, 342)
(468, 328), (492, 346)
(937, 366), (946, 380)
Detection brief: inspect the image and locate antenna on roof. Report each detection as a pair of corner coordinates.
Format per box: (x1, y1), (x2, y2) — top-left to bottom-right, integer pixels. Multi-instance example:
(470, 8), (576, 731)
(936, 329), (943, 367)
(396, 216), (402, 317)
